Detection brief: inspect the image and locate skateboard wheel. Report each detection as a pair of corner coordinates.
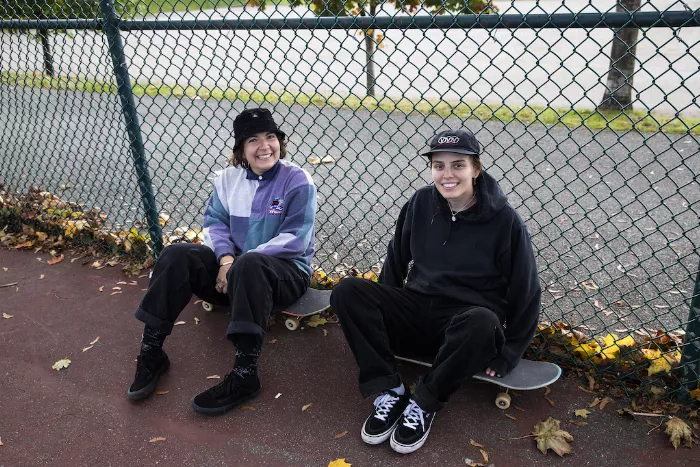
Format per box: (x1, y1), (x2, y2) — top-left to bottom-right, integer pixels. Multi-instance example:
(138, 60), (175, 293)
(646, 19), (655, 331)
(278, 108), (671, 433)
(285, 318), (300, 331)
(202, 301), (214, 312)
(496, 392), (511, 410)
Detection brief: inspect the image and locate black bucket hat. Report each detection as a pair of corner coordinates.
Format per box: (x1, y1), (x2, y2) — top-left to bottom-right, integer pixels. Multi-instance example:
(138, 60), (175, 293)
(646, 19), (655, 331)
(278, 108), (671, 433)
(233, 108), (286, 150)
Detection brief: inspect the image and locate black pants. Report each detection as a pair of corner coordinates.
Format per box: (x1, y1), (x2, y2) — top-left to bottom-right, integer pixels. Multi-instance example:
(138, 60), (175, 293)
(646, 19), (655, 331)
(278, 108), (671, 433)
(135, 244), (309, 344)
(330, 277), (505, 412)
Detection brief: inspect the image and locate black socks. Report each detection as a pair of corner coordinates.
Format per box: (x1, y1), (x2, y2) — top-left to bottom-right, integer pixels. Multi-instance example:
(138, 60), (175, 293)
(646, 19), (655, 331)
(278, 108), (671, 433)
(232, 334), (261, 387)
(140, 324), (167, 356)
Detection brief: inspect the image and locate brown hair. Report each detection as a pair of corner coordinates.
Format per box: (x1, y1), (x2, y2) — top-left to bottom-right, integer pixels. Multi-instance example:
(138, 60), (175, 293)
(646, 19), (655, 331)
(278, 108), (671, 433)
(229, 134), (288, 168)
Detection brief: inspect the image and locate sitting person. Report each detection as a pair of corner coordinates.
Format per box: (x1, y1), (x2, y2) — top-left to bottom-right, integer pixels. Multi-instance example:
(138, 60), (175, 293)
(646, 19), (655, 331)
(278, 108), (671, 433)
(127, 108), (317, 416)
(330, 128), (541, 453)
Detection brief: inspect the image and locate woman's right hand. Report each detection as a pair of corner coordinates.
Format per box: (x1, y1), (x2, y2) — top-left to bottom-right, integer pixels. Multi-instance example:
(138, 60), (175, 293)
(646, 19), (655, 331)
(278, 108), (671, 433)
(215, 258), (234, 293)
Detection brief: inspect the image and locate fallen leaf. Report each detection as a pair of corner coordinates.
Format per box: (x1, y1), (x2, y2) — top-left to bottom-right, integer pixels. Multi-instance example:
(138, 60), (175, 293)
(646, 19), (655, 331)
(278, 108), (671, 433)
(665, 417), (693, 449)
(533, 417), (574, 457)
(690, 389), (700, 401)
(36, 232), (48, 241)
(470, 439), (485, 449)
(268, 339), (278, 344)
(98, 286), (104, 292)
(328, 459), (351, 467)
(642, 349), (673, 375)
(52, 358), (71, 370)
(40, 274), (45, 279)
(3, 267), (8, 271)
(81, 345), (93, 352)
(479, 449), (489, 463)
(506, 414), (518, 421)
(206, 375), (221, 379)
(240, 405), (256, 411)
(0, 437), (3, 445)
(116, 281), (127, 285)
(112, 287), (122, 290)
(307, 315), (327, 328)
(321, 155), (335, 164)
(308, 155), (321, 165)
(156, 391), (170, 395)
(110, 291), (122, 296)
(47, 255), (64, 265)
(334, 430), (349, 439)
(599, 397), (612, 410)
(302, 403), (313, 412)
(174, 321), (186, 326)
(2, 313), (13, 319)
(194, 317), (200, 325)
(90, 337), (100, 345)
(570, 421), (588, 426)
(513, 405), (525, 412)
(148, 437), (166, 443)
(323, 328), (328, 337)
(275, 393), (281, 399)
(575, 409), (591, 419)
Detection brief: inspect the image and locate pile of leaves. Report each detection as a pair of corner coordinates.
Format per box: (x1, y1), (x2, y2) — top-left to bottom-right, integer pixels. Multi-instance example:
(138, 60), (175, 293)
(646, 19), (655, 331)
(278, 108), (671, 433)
(528, 320), (699, 406)
(0, 185), (203, 275)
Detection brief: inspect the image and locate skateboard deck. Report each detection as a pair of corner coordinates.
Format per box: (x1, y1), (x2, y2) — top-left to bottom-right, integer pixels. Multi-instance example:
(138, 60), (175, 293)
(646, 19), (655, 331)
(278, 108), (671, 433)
(395, 356), (561, 409)
(281, 288), (332, 331)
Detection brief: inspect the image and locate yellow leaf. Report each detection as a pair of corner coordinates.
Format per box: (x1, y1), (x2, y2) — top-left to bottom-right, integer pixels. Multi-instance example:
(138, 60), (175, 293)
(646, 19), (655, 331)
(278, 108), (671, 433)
(0, 437), (3, 445)
(307, 315), (327, 328)
(572, 341), (601, 360)
(2, 313), (13, 319)
(148, 437), (166, 443)
(174, 321), (186, 326)
(40, 274), (45, 280)
(52, 358), (71, 370)
(574, 409), (591, 419)
(665, 417), (693, 449)
(36, 232), (47, 241)
(532, 417), (574, 457)
(308, 155), (321, 165)
(90, 337), (100, 345)
(82, 345), (93, 352)
(328, 459), (351, 467)
(321, 155), (335, 164)
(194, 317), (200, 325)
(98, 286), (104, 292)
(642, 349), (672, 376)
(600, 333), (621, 360)
(156, 391), (170, 395)
(302, 403), (313, 412)
(334, 430), (349, 439)
(240, 405), (256, 411)
(690, 389), (700, 401)
(47, 255), (64, 265)
(617, 335), (636, 348)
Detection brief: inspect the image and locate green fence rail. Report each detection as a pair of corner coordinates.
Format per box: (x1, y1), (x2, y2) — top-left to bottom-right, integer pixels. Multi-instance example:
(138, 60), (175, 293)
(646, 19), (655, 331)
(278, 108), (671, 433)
(0, 0), (698, 405)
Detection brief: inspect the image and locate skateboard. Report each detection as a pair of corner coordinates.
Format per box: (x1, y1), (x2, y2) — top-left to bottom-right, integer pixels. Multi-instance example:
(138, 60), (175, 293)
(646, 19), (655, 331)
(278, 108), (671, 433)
(395, 356), (561, 409)
(281, 288), (332, 331)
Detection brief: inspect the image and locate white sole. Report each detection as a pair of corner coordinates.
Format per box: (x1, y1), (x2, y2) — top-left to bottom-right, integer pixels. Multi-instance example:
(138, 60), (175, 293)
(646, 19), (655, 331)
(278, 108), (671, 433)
(361, 415), (401, 445)
(390, 426), (432, 454)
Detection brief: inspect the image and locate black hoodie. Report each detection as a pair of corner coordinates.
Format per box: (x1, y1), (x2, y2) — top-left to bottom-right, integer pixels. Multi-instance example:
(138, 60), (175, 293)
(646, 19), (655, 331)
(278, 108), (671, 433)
(379, 171), (541, 376)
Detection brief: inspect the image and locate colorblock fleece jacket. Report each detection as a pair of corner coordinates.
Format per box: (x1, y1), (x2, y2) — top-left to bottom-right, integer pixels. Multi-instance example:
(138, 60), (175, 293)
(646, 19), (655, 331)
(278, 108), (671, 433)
(379, 171), (541, 376)
(202, 160), (317, 277)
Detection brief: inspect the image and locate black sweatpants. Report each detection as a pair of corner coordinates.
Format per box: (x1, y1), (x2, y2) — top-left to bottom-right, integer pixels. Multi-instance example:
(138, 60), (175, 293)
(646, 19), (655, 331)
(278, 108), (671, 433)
(330, 276), (505, 412)
(135, 243), (309, 344)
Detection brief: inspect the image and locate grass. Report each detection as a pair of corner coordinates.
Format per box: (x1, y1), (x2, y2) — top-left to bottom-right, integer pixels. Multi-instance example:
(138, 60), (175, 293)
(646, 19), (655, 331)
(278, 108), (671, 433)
(138, 0), (290, 16)
(2, 70), (698, 135)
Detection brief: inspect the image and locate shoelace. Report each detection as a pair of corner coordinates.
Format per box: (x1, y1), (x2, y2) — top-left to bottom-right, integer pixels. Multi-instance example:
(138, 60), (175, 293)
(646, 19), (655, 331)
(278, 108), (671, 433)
(373, 393), (400, 421)
(209, 373), (238, 399)
(401, 400), (426, 431)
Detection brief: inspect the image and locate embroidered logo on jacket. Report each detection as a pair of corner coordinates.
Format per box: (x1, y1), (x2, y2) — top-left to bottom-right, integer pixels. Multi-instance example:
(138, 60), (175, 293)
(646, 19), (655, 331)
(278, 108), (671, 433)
(268, 197), (284, 214)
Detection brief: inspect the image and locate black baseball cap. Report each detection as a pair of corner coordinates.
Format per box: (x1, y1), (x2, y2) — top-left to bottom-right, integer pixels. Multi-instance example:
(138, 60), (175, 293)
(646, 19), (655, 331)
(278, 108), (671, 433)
(420, 129), (482, 158)
(233, 108), (286, 150)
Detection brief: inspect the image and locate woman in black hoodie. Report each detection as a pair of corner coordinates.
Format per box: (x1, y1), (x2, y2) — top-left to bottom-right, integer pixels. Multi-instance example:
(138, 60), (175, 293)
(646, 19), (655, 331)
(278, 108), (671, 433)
(330, 128), (541, 454)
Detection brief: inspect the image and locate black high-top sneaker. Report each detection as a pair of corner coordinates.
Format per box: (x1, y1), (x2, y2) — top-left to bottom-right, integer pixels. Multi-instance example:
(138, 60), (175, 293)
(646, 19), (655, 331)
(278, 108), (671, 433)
(390, 398), (436, 454)
(127, 350), (170, 400)
(361, 390), (411, 445)
(190, 371), (261, 415)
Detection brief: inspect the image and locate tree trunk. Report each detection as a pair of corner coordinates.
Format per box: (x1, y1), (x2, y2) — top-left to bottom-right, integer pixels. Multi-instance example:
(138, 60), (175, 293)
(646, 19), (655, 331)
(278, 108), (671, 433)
(597, 0), (641, 112)
(361, 2), (377, 99)
(38, 29), (54, 77)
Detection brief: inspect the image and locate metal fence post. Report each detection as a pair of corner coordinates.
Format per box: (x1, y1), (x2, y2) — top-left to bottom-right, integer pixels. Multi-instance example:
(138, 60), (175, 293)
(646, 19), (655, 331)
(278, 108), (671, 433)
(99, 0), (163, 257)
(680, 263), (700, 395)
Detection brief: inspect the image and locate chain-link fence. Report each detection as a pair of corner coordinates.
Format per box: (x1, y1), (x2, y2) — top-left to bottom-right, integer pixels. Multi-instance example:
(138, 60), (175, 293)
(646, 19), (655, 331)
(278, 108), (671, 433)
(1, 0), (698, 403)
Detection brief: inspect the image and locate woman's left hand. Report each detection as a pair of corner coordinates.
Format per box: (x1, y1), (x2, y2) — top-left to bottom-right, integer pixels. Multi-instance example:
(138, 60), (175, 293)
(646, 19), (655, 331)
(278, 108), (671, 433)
(215, 263), (233, 294)
(485, 367), (500, 378)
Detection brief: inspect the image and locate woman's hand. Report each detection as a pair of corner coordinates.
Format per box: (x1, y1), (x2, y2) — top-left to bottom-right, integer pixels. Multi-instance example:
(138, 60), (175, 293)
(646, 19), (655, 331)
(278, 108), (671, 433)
(485, 367), (500, 378)
(215, 257), (234, 293)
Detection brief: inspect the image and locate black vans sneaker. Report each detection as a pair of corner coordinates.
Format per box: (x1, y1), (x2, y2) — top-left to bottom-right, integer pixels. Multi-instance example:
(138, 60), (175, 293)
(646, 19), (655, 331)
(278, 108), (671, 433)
(127, 350), (170, 400)
(361, 390), (410, 445)
(190, 371), (261, 415)
(390, 398), (436, 454)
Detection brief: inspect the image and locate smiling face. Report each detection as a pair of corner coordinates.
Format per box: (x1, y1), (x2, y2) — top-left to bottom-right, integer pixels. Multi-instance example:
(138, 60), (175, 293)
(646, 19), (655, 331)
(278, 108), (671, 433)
(242, 131), (281, 175)
(430, 152), (481, 207)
